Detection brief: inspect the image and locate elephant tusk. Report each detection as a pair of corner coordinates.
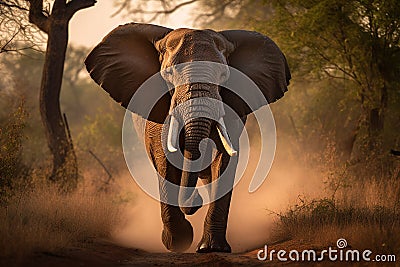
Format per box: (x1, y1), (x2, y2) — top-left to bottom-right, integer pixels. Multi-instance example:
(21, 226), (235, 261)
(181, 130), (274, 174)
(167, 115), (179, 153)
(216, 117), (237, 157)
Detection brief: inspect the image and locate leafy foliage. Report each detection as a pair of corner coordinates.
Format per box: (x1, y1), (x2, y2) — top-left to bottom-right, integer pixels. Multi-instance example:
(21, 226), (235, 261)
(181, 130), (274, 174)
(268, 0), (400, 173)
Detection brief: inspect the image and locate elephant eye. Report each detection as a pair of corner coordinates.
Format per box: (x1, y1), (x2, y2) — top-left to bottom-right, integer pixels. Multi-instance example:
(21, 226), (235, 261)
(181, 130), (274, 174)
(163, 67), (172, 75)
(161, 66), (174, 82)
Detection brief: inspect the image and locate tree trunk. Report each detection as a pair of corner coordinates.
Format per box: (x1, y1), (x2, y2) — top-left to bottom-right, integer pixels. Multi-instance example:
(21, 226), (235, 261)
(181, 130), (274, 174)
(40, 19), (78, 190)
(27, 0), (96, 190)
(368, 82), (387, 152)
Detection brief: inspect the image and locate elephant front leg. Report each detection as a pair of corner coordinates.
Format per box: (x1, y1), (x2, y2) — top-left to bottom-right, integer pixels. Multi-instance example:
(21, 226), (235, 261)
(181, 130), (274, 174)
(147, 124), (194, 252)
(158, 164), (194, 252)
(197, 152), (236, 253)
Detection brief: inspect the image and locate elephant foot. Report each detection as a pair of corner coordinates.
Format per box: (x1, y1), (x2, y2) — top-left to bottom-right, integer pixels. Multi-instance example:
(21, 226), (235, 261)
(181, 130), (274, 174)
(196, 232), (231, 253)
(162, 218), (193, 252)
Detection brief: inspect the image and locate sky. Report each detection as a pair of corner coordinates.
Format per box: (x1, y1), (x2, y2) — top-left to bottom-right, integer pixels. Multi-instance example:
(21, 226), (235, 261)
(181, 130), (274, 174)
(69, 0), (194, 48)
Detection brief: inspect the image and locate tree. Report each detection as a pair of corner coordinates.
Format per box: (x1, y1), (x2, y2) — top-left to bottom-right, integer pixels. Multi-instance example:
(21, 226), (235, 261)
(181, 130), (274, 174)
(1, 0), (97, 189)
(262, 0), (400, 157)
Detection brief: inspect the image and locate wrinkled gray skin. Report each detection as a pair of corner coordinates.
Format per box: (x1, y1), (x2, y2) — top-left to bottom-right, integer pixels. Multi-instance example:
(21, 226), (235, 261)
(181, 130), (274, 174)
(85, 23), (290, 253)
(141, 29), (240, 253)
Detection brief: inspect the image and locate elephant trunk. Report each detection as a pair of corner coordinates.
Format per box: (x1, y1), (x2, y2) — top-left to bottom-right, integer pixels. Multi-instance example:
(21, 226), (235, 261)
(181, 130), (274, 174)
(166, 83), (236, 215)
(179, 116), (212, 215)
(168, 83), (215, 215)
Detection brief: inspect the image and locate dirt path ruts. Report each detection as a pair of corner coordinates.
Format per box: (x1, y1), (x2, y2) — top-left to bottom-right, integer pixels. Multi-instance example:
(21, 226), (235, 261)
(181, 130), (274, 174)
(1, 239), (288, 267)
(2, 239), (387, 267)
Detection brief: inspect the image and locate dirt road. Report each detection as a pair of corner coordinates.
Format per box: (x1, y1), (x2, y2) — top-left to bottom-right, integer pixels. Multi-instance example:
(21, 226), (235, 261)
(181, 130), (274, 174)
(2, 239), (392, 266)
(1, 239), (301, 267)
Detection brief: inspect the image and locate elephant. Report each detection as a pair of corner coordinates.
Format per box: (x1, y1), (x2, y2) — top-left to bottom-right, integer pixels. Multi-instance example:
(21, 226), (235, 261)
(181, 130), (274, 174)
(85, 22), (290, 253)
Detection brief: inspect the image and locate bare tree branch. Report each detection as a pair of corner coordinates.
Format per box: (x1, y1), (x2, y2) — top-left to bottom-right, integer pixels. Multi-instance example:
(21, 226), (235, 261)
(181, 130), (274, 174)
(112, 0), (204, 23)
(313, 48), (361, 85)
(111, 0), (129, 17)
(322, 68), (352, 81)
(88, 150), (112, 183)
(113, 0), (197, 16)
(0, 1), (29, 11)
(53, 0), (66, 11)
(66, 0), (97, 19)
(0, 0), (45, 53)
(151, 0), (197, 14)
(0, 26), (19, 52)
(0, 25), (18, 51)
(27, 0), (50, 33)
(112, 0), (243, 28)
(193, 1), (232, 26)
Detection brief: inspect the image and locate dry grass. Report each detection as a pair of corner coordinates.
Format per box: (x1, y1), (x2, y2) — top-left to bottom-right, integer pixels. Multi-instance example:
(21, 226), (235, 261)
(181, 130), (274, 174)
(273, 175), (400, 256)
(0, 181), (124, 259)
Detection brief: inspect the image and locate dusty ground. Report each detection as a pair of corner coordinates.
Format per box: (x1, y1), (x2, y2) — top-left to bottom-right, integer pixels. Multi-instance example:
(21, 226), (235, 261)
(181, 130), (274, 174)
(1, 240), (260, 267)
(2, 239), (394, 267)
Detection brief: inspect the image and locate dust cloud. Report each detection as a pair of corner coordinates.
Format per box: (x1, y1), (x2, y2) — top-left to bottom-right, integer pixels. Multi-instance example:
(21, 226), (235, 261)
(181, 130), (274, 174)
(112, 130), (325, 253)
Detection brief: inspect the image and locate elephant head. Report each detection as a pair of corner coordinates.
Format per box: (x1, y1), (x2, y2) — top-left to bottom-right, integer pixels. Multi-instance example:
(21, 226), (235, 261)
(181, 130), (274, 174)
(85, 23), (290, 212)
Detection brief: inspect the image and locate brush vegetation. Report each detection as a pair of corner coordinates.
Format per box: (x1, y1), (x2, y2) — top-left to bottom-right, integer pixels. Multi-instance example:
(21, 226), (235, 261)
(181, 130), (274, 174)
(0, 182), (123, 258)
(0, 77), (127, 259)
(271, 170), (400, 256)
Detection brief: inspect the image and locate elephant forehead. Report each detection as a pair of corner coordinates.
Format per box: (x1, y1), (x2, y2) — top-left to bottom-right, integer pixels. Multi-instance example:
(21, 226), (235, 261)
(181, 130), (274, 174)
(159, 29), (229, 71)
(167, 29), (231, 53)
(165, 28), (215, 48)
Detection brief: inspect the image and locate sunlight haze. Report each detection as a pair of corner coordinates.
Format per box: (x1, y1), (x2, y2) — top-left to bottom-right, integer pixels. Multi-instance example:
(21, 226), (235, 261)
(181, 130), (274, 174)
(69, 0), (194, 47)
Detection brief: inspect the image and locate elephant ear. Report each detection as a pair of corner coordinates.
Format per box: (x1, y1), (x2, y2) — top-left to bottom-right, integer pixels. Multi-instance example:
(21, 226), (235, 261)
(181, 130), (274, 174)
(85, 23), (173, 123)
(219, 30), (291, 116)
